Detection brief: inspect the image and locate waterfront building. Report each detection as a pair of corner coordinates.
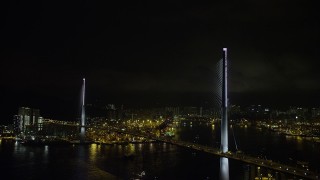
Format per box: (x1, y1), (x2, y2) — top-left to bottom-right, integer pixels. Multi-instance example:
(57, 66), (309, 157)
(13, 107), (41, 135)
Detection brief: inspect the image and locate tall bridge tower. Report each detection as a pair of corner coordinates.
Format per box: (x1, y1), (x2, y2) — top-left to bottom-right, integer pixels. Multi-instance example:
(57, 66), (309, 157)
(220, 48), (229, 180)
(221, 48), (228, 153)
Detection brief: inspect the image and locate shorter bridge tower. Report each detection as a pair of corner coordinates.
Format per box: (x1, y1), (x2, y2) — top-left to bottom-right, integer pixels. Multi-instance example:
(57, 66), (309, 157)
(80, 78), (86, 143)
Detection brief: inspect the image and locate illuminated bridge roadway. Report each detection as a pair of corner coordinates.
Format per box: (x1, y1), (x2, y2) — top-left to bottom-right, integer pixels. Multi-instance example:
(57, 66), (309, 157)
(59, 123), (318, 179)
(104, 126), (319, 180)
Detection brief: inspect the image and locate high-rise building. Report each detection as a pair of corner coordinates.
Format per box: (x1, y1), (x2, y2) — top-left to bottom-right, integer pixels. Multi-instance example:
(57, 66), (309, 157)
(38, 116), (43, 131)
(13, 115), (21, 135)
(32, 109), (40, 128)
(181, 106), (198, 116)
(106, 104), (117, 121)
(19, 107), (31, 133)
(14, 107), (41, 134)
(311, 107), (320, 119)
(165, 107), (180, 116)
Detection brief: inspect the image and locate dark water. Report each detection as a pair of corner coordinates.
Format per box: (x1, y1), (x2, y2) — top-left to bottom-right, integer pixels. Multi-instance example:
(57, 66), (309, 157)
(1, 122), (319, 179)
(176, 122), (320, 172)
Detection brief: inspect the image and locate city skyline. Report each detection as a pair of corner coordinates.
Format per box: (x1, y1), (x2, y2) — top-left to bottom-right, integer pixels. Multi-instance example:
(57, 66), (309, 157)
(1, 1), (320, 123)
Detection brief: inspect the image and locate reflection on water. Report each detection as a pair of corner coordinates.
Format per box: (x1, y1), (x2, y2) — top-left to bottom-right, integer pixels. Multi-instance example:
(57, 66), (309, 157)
(129, 143), (135, 153)
(150, 142), (154, 151)
(138, 143), (142, 151)
(89, 144), (98, 162)
(43, 145), (48, 163)
(220, 157), (229, 180)
(163, 142), (167, 149)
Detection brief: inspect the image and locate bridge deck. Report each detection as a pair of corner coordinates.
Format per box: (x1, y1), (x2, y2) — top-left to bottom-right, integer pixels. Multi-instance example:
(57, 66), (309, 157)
(112, 128), (319, 180)
(62, 124), (319, 179)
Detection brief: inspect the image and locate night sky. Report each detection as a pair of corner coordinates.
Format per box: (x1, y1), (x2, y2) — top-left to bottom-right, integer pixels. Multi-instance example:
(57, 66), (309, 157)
(1, 1), (320, 123)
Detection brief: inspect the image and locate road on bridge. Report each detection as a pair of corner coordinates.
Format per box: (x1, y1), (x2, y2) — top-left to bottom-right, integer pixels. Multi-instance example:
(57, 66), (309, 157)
(109, 127), (319, 180)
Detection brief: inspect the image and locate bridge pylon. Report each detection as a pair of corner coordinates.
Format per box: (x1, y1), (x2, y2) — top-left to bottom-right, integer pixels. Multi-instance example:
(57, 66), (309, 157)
(221, 48), (228, 153)
(80, 78), (86, 143)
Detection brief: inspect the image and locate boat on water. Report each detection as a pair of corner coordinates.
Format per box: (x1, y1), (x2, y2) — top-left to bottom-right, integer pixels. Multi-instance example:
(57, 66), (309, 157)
(124, 152), (135, 159)
(130, 171), (146, 180)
